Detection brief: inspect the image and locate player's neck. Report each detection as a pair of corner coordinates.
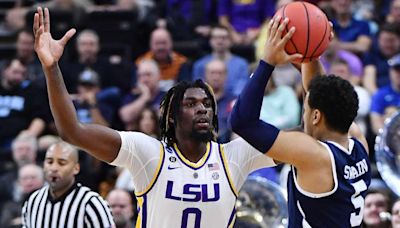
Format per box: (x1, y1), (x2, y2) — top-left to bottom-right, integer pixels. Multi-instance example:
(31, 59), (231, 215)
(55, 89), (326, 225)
(319, 131), (350, 150)
(175, 139), (208, 163)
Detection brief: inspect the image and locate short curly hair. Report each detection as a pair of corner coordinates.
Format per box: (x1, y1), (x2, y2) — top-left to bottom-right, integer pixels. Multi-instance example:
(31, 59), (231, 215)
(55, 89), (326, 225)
(308, 75), (358, 134)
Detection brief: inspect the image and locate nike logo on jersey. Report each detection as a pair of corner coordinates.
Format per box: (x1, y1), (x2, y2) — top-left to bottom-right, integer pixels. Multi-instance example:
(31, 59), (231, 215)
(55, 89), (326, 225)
(168, 166), (180, 170)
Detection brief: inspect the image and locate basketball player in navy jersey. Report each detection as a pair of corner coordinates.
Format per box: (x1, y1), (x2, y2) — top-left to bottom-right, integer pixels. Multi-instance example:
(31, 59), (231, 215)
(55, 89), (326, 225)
(231, 16), (371, 227)
(33, 7), (279, 227)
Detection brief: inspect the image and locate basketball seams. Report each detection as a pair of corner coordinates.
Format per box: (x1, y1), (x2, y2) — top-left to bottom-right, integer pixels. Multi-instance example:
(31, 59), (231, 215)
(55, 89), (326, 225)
(301, 1), (310, 63)
(282, 4), (299, 54)
(309, 16), (329, 62)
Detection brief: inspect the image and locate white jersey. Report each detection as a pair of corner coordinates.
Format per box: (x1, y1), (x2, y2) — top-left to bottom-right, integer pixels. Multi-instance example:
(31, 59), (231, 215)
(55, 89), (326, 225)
(111, 132), (275, 228)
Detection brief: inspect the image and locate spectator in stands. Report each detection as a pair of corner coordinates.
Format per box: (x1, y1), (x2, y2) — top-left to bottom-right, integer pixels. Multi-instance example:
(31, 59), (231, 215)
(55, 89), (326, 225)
(136, 28), (191, 91)
(72, 69), (115, 127)
(362, 189), (391, 228)
(393, 198), (400, 228)
(119, 59), (165, 130)
(0, 134), (38, 214)
(330, 0), (372, 54)
(370, 53), (400, 134)
(260, 74), (300, 130)
(386, 0), (400, 24)
(0, 58), (49, 151)
(218, 0), (275, 45)
(329, 59), (371, 134)
(15, 29), (45, 87)
(61, 29), (115, 93)
(134, 106), (160, 139)
(321, 42), (364, 85)
(204, 59), (236, 143)
(363, 23), (400, 94)
(0, 164), (44, 228)
(106, 189), (135, 228)
(193, 25), (249, 96)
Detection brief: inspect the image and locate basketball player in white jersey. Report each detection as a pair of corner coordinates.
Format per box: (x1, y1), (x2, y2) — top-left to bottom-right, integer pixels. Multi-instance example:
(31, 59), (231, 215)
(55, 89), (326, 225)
(32, 7), (279, 227)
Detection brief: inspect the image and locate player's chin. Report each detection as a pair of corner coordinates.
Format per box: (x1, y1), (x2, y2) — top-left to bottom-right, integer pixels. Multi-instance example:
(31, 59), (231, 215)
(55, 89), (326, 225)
(191, 130), (213, 142)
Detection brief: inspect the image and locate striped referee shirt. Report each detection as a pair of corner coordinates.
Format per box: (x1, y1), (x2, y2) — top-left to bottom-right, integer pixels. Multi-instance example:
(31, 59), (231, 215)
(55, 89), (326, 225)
(22, 183), (114, 228)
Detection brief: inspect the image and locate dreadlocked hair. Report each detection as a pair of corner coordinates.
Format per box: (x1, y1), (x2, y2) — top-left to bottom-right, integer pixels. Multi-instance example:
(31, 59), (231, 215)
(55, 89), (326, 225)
(159, 80), (219, 146)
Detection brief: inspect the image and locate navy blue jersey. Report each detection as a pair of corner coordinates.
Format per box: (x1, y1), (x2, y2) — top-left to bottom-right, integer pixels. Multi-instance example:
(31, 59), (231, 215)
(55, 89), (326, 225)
(287, 138), (371, 228)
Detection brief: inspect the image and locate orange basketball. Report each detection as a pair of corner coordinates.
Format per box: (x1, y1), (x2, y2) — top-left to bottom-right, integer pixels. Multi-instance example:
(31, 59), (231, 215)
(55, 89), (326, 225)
(274, 2), (331, 63)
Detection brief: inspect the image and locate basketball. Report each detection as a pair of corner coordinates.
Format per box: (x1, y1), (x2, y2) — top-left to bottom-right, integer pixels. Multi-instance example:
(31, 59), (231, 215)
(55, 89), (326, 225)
(274, 2), (331, 62)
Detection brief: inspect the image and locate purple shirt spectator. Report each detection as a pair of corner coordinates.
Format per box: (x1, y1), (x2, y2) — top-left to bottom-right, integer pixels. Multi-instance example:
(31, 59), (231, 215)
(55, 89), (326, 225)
(218, 0), (276, 33)
(321, 50), (364, 77)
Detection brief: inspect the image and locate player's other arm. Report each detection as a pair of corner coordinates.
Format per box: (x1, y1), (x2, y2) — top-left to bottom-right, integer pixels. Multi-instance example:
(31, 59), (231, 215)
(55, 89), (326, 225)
(34, 7), (120, 163)
(230, 17), (324, 168)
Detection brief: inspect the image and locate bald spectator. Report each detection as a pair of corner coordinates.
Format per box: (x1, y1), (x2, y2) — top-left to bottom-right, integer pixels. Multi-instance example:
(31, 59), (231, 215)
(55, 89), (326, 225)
(204, 59), (236, 143)
(22, 141), (114, 228)
(136, 28), (191, 91)
(0, 59), (49, 151)
(106, 189), (135, 228)
(0, 164), (44, 228)
(193, 25), (249, 96)
(120, 60), (166, 130)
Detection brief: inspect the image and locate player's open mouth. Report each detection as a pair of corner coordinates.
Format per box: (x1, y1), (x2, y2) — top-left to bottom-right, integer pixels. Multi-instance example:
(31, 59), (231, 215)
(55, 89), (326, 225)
(195, 118), (210, 128)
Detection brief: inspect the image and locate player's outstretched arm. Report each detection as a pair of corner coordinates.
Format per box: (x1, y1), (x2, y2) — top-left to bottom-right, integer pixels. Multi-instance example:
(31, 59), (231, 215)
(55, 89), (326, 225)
(34, 7), (121, 162)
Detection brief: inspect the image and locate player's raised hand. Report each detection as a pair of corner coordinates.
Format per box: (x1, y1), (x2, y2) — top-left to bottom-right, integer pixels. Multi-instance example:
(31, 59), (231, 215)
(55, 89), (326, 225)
(33, 7), (76, 67)
(263, 16), (302, 66)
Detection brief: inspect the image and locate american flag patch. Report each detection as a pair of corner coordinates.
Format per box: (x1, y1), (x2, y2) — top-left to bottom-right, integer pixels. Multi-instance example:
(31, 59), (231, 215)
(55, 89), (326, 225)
(208, 163), (220, 171)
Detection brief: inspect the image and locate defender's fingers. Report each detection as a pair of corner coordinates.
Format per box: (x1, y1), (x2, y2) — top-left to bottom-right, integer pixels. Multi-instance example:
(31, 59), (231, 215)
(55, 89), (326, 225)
(59, 28), (76, 46)
(38, 7), (44, 27)
(44, 8), (50, 32)
(33, 13), (39, 34)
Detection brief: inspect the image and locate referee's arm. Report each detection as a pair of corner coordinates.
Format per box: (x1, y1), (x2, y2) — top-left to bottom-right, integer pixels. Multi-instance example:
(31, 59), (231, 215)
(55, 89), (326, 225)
(84, 196), (115, 228)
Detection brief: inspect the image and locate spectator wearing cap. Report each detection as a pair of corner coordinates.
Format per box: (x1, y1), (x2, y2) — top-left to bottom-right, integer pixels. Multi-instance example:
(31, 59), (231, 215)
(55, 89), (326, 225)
(72, 69), (115, 127)
(370, 53), (400, 134)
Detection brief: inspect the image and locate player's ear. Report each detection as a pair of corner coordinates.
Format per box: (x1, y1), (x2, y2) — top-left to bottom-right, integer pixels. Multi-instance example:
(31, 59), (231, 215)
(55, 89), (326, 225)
(312, 109), (321, 125)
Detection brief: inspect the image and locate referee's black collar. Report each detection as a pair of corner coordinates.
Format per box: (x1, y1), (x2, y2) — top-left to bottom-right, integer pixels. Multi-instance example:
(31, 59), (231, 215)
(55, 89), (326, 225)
(47, 182), (80, 203)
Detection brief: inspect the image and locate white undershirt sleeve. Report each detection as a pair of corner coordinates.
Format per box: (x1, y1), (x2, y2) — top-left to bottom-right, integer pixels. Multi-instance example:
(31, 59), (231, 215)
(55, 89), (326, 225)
(223, 137), (276, 190)
(110, 131), (162, 193)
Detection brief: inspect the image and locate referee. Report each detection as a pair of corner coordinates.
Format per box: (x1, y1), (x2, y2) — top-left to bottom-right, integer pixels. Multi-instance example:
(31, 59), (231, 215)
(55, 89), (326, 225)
(22, 141), (114, 228)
